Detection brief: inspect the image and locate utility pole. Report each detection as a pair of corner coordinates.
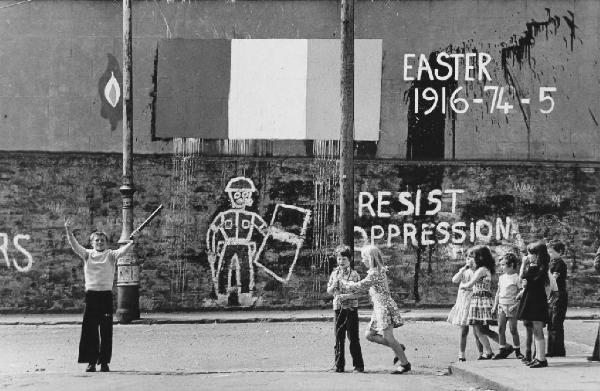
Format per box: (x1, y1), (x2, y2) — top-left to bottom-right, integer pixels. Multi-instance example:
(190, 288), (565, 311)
(116, 0), (140, 323)
(340, 0), (355, 265)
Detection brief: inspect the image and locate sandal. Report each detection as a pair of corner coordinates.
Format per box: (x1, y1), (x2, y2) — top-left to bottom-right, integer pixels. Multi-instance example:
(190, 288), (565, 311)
(393, 362), (411, 374)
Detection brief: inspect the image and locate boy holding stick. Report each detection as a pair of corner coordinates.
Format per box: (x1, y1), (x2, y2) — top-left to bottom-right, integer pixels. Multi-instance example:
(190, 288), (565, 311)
(64, 217), (135, 372)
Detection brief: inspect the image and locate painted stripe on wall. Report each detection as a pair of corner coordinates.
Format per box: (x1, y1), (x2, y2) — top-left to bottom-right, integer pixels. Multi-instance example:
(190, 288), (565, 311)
(155, 39), (230, 139)
(228, 39), (308, 140)
(306, 39), (381, 141)
(354, 39), (382, 142)
(306, 39), (340, 140)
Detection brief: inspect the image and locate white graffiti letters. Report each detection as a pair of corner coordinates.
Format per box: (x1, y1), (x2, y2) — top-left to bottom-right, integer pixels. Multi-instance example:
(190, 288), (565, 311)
(0, 233), (33, 272)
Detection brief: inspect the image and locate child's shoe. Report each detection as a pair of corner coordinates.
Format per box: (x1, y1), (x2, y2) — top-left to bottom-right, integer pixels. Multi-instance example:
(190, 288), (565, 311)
(85, 363), (96, 372)
(521, 351), (532, 363)
(353, 367), (364, 373)
(529, 359), (548, 368)
(477, 353), (494, 360)
(393, 362), (411, 374)
(514, 348), (524, 360)
(458, 357), (466, 362)
(100, 363), (110, 372)
(492, 346), (514, 360)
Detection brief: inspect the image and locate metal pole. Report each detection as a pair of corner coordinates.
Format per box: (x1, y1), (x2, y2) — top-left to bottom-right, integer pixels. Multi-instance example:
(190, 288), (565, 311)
(340, 0), (355, 265)
(116, 0), (140, 323)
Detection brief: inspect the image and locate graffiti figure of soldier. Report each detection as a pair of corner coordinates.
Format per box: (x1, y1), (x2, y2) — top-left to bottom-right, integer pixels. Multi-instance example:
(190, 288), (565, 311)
(206, 177), (268, 306)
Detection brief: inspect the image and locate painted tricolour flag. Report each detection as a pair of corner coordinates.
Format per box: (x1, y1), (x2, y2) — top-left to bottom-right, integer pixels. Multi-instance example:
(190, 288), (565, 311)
(155, 39), (382, 141)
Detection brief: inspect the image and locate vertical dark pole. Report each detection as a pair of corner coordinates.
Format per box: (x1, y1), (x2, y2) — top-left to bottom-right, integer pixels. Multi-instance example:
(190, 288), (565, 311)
(116, 0), (140, 323)
(340, 0), (355, 266)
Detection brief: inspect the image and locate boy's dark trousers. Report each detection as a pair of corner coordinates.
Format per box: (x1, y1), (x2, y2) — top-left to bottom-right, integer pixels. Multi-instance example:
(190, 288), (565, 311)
(547, 290), (568, 356)
(334, 307), (364, 370)
(78, 290), (113, 365)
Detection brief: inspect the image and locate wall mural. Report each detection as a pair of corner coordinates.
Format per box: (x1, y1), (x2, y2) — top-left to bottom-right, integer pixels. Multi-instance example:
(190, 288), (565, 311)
(206, 177), (311, 306)
(98, 54), (123, 131)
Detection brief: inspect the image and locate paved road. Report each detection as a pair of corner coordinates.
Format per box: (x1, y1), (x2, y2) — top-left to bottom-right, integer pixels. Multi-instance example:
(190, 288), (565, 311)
(0, 320), (595, 390)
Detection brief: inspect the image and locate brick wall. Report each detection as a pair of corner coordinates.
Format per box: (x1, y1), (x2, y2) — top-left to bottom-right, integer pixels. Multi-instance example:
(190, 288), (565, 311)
(1, 153), (599, 312)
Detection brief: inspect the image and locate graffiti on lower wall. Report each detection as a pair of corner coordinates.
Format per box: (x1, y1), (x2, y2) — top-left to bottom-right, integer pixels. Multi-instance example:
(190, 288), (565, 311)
(0, 233), (33, 272)
(206, 177), (311, 306)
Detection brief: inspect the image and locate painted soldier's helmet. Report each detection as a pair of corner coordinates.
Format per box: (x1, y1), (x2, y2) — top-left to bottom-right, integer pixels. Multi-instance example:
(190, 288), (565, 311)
(225, 177), (257, 193)
(225, 177), (257, 208)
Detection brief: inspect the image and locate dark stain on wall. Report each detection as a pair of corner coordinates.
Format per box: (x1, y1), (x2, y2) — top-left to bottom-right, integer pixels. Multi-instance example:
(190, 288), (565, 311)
(404, 52), (458, 160)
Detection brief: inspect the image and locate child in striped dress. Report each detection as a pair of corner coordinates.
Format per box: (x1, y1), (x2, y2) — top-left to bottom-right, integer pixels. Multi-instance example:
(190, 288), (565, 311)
(460, 245), (498, 359)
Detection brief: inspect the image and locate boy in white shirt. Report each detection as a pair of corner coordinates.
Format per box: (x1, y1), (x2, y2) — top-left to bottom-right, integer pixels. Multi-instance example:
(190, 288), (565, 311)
(491, 253), (523, 359)
(65, 217), (135, 372)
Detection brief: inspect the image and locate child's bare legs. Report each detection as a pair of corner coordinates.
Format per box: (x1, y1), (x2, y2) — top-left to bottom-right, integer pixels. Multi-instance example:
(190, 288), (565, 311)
(459, 326), (469, 358)
(366, 328), (389, 346)
(497, 311), (508, 347)
(475, 325), (493, 355)
(508, 317), (521, 348)
(382, 327), (408, 365)
(479, 325), (499, 344)
(524, 321), (534, 361)
(532, 321), (546, 362)
(472, 326), (483, 354)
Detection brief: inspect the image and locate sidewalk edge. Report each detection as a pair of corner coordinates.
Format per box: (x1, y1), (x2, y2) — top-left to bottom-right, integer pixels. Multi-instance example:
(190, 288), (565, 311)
(449, 364), (520, 391)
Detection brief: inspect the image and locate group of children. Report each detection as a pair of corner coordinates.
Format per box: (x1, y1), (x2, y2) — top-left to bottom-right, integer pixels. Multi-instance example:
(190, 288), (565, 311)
(65, 214), (568, 374)
(447, 240), (569, 368)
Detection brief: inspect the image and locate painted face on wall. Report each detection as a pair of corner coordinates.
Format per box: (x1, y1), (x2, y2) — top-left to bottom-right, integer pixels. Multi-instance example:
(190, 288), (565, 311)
(228, 190), (254, 209)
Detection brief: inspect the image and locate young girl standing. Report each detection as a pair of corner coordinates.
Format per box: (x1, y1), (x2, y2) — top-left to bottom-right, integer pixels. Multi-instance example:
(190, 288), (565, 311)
(516, 241), (551, 368)
(460, 245), (498, 359)
(339, 245), (410, 374)
(447, 250), (483, 361)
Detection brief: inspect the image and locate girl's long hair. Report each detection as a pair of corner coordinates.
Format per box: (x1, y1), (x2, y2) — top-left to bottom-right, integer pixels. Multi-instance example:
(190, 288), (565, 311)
(469, 245), (496, 275)
(527, 240), (550, 284)
(360, 245), (386, 271)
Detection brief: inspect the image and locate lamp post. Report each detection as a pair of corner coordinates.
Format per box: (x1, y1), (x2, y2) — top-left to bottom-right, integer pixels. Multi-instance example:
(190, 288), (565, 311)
(340, 0), (355, 265)
(116, 0), (140, 323)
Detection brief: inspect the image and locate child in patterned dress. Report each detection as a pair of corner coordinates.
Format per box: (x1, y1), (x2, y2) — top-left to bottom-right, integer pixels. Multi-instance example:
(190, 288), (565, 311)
(339, 245), (410, 374)
(447, 250), (483, 361)
(460, 245), (498, 360)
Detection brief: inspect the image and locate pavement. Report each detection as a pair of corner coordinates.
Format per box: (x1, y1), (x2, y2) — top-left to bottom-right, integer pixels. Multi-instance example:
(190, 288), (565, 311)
(2, 306), (600, 325)
(2, 307), (600, 390)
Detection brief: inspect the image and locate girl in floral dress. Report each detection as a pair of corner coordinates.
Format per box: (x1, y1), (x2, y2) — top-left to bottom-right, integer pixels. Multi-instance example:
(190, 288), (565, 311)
(340, 245), (411, 374)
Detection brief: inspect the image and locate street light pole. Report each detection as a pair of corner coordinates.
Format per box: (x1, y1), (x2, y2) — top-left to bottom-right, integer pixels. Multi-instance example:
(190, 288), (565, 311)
(116, 0), (140, 323)
(340, 0), (355, 265)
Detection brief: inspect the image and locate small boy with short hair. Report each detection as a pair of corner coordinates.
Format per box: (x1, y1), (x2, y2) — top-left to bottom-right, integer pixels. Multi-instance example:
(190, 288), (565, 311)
(327, 245), (364, 373)
(491, 253), (523, 359)
(65, 217), (135, 373)
(546, 239), (568, 357)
